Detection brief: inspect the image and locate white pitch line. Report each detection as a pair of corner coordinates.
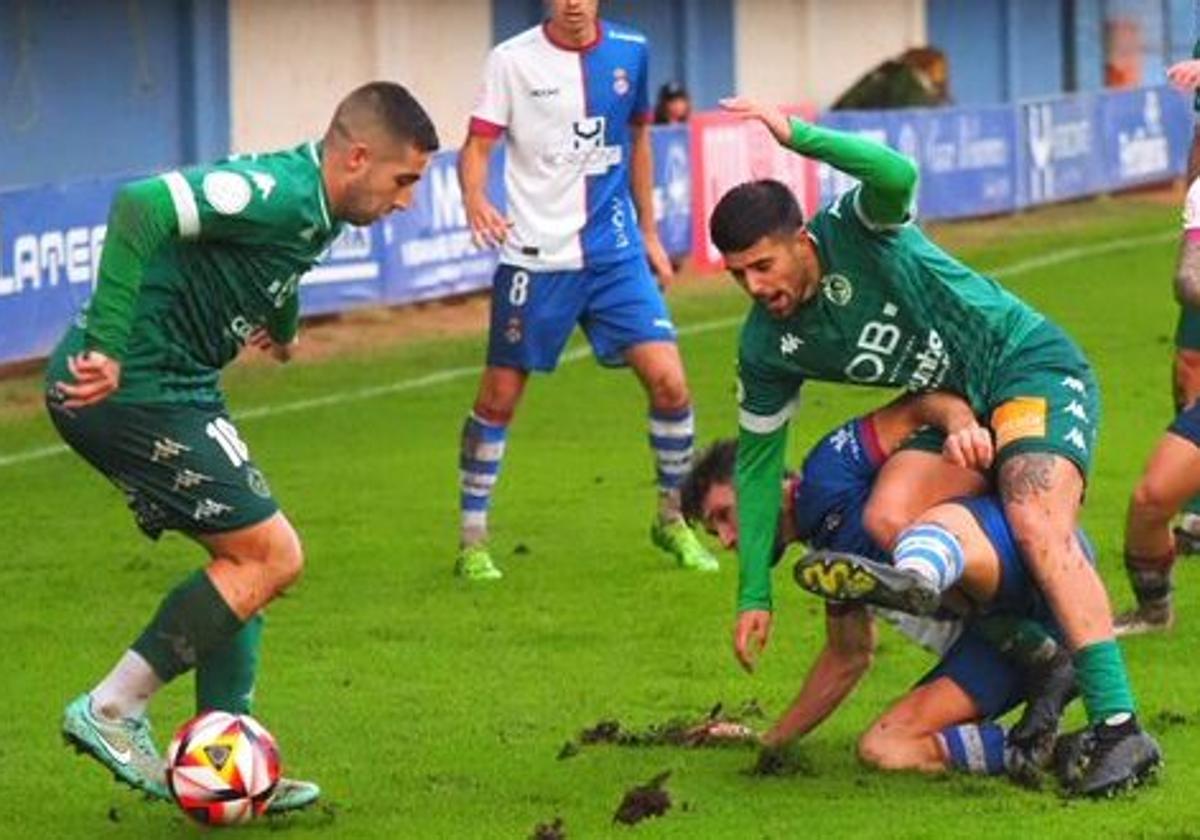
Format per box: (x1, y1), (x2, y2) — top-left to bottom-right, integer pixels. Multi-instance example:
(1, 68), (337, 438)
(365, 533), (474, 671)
(0, 229), (1176, 471)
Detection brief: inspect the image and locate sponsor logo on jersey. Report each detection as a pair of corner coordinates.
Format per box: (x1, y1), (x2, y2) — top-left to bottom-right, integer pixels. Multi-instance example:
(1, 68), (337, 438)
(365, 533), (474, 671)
(203, 171), (253, 215)
(611, 196), (630, 248)
(541, 117), (622, 175)
(613, 67), (630, 96)
(822, 274), (853, 306)
(1061, 376), (1086, 395)
(151, 438), (191, 463)
(530, 87), (561, 98)
(991, 397), (1048, 449)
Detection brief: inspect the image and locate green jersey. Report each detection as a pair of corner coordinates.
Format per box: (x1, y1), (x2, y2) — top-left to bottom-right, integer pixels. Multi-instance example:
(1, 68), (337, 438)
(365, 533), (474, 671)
(734, 119), (1045, 613)
(49, 141), (342, 405)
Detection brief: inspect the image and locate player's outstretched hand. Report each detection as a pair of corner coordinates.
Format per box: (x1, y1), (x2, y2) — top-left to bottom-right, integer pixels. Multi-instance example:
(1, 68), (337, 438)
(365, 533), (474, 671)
(643, 230), (675, 286)
(1168, 59), (1200, 91)
(719, 97), (792, 146)
(943, 423), (994, 471)
(58, 351), (121, 408)
(246, 328), (295, 363)
(466, 195), (511, 249)
(734, 609), (773, 673)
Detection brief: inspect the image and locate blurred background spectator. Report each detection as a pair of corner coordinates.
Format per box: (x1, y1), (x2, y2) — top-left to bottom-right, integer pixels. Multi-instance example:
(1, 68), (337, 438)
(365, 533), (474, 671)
(654, 81), (692, 124)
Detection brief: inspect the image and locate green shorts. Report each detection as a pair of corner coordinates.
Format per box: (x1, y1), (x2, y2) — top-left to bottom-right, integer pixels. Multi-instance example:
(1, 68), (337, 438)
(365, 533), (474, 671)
(1176, 305), (1200, 352)
(987, 321), (1099, 478)
(47, 396), (278, 539)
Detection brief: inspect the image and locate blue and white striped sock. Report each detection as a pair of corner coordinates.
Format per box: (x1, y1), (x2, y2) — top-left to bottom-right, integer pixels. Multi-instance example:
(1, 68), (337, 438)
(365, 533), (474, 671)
(649, 406), (694, 515)
(894, 523), (966, 593)
(459, 413), (508, 546)
(939, 723), (1009, 775)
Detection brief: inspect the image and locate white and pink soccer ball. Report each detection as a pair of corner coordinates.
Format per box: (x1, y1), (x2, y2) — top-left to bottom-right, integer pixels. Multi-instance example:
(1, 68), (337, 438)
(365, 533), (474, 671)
(166, 711), (281, 826)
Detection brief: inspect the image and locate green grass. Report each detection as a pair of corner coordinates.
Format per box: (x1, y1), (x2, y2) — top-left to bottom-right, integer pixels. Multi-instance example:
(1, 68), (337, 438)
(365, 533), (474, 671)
(1, 193), (1196, 837)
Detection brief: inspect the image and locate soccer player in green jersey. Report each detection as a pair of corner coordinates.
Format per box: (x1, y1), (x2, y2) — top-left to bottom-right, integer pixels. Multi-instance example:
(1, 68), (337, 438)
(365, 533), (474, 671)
(1116, 53), (1200, 634)
(706, 97), (1159, 795)
(48, 82), (438, 811)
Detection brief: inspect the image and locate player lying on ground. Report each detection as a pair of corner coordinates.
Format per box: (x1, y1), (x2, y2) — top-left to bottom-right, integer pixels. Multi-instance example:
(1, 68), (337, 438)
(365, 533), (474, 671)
(709, 96), (1157, 794)
(682, 394), (1158, 793)
(47, 83), (438, 811)
(453, 0), (716, 580)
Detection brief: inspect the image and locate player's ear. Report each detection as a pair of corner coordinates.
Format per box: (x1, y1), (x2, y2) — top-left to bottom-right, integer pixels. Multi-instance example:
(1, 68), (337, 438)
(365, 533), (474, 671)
(345, 142), (370, 172)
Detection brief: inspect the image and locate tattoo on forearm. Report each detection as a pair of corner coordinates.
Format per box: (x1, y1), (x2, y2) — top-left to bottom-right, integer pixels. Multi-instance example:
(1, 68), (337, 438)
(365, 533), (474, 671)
(999, 453), (1057, 504)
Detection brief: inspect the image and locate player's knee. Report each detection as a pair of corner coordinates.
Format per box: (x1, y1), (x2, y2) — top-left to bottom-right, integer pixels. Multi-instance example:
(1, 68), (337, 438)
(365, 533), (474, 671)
(645, 369), (689, 411)
(1131, 476), (1178, 524)
(857, 725), (901, 771)
(266, 520), (305, 592)
(863, 501), (909, 551)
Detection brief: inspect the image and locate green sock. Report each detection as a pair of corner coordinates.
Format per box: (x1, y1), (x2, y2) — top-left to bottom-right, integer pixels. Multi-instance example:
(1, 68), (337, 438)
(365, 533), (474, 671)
(196, 613), (263, 714)
(132, 569), (244, 683)
(1074, 640), (1137, 725)
(973, 613), (1058, 668)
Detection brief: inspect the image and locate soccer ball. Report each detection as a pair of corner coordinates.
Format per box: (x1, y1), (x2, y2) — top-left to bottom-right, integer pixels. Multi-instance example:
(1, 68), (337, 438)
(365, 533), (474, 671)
(166, 711), (281, 825)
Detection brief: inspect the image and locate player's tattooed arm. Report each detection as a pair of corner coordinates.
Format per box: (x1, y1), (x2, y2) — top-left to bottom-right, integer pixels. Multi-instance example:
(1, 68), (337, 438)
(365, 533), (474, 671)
(998, 453), (1057, 504)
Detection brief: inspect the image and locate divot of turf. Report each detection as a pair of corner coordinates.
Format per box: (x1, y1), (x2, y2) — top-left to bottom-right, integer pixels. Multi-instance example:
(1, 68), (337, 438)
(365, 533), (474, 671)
(530, 816), (566, 839)
(613, 771), (672, 826)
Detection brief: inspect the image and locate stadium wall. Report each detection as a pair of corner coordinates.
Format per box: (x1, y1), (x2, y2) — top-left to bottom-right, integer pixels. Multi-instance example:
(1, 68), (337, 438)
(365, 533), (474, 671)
(0, 0), (229, 190)
(228, 0), (491, 154)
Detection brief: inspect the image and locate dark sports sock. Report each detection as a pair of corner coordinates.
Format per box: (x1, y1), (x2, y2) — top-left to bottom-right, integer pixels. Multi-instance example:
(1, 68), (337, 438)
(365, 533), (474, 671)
(1123, 548), (1175, 605)
(195, 613), (264, 714)
(132, 569), (244, 683)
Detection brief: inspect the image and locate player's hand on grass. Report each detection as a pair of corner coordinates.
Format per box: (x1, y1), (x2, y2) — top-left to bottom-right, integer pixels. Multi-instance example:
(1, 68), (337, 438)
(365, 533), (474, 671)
(734, 609), (772, 673)
(465, 194), (511, 249)
(943, 423), (994, 471)
(719, 97), (792, 146)
(643, 230), (675, 286)
(58, 351), (121, 408)
(1168, 59), (1200, 91)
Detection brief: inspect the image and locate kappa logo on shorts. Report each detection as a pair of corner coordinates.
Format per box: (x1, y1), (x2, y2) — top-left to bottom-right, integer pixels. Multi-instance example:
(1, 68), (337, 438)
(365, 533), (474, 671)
(1061, 376), (1087, 395)
(151, 438), (191, 463)
(1063, 400), (1090, 423)
(172, 469), (213, 492)
(1064, 427), (1089, 453)
(193, 498), (234, 523)
(991, 397), (1048, 449)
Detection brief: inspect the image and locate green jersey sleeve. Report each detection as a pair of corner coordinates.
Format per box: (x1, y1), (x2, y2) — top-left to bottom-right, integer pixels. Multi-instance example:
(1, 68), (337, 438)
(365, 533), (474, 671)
(83, 178), (179, 360)
(736, 324), (804, 612)
(266, 293), (300, 344)
(787, 118), (918, 228)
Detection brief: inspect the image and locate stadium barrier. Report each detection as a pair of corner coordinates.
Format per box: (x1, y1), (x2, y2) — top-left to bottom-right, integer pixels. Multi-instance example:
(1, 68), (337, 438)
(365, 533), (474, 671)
(0, 87), (1190, 366)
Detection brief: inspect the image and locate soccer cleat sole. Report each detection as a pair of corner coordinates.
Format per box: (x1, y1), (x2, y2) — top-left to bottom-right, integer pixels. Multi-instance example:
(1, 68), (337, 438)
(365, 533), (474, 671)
(793, 550), (941, 615)
(1081, 754), (1162, 798)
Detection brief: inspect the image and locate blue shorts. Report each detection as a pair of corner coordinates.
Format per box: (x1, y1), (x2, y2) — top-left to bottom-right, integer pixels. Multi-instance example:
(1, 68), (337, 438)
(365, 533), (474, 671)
(1169, 399), (1200, 448)
(918, 495), (1097, 720)
(921, 630), (1024, 719)
(486, 258), (676, 372)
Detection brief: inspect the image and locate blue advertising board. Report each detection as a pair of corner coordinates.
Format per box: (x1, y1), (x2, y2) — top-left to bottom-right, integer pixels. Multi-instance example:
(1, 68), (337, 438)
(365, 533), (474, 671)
(1016, 93), (1104, 207)
(1096, 85), (1192, 192)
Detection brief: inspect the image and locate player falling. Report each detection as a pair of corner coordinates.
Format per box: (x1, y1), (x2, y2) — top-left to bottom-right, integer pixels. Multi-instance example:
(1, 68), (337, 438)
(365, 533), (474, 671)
(453, 0), (715, 580)
(49, 83), (438, 812)
(708, 97), (1159, 796)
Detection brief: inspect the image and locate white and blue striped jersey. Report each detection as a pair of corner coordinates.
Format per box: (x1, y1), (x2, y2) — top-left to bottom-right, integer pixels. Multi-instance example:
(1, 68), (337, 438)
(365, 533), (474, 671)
(469, 20), (652, 271)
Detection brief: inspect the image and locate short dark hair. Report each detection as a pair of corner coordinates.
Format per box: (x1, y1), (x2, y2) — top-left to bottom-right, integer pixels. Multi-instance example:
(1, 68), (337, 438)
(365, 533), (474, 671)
(708, 179), (804, 254)
(331, 82), (440, 153)
(680, 439), (738, 524)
